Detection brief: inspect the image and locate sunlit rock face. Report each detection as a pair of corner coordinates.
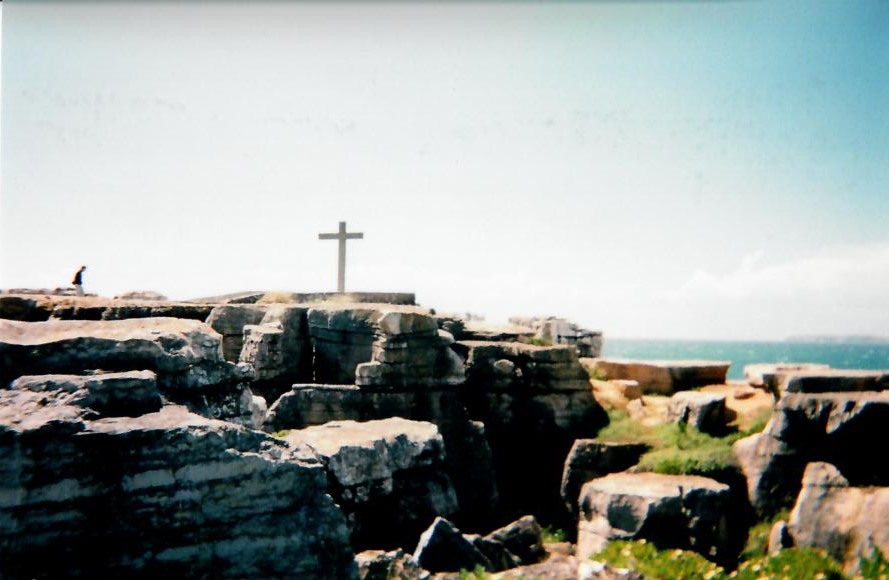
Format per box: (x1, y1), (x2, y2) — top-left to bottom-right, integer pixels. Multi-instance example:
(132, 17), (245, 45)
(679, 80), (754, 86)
(0, 398), (356, 579)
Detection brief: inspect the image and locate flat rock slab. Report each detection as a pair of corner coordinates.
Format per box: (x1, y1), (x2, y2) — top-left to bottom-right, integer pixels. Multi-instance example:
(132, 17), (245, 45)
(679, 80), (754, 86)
(743, 363), (830, 388)
(561, 440), (650, 517)
(584, 358), (731, 394)
(577, 472), (731, 561)
(0, 293), (214, 322)
(0, 317), (245, 390)
(767, 368), (889, 398)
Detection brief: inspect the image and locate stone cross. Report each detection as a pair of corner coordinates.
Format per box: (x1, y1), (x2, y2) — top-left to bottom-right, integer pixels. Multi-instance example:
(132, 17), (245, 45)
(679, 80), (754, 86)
(318, 221), (363, 293)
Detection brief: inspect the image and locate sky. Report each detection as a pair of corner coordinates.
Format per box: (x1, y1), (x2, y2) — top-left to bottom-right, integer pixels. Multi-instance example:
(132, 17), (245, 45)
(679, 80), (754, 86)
(1, 0), (888, 340)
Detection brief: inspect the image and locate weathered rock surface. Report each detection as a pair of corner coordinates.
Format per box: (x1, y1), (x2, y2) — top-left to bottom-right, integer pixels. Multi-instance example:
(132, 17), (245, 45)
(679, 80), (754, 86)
(699, 382), (775, 432)
(0, 294), (213, 323)
(509, 316), (604, 358)
(787, 462), (889, 574)
(561, 440), (650, 519)
(486, 515), (546, 565)
(356, 548), (424, 580)
(576, 472), (731, 562)
(265, 385), (499, 529)
(743, 363), (829, 389)
(413, 517), (492, 573)
(734, 391), (889, 516)
(765, 368), (889, 398)
(590, 378), (643, 412)
(9, 371), (162, 418)
(0, 318), (247, 390)
(282, 418), (458, 550)
(113, 291), (168, 301)
(584, 358), (730, 395)
(307, 305), (387, 383)
(461, 341), (607, 522)
(356, 312), (465, 389)
(465, 533), (522, 571)
(667, 390), (727, 435)
(0, 398), (356, 579)
(206, 304), (269, 361)
(459, 321), (535, 342)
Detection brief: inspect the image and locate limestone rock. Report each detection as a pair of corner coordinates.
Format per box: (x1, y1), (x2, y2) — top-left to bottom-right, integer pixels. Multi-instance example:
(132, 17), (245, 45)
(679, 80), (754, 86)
(589, 378), (642, 412)
(461, 340), (607, 522)
(576, 472), (731, 562)
(264, 385), (499, 530)
(667, 390), (727, 435)
(355, 548), (424, 580)
(113, 291), (168, 301)
(308, 306), (385, 383)
(0, 294), (214, 324)
(766, 368), (889, 398)
(743, 363), (829, 389)
(768, 520), (793, 554)
(0, 399), (356, 578)
(585, 358), (730, 395)
(734, 391), (889, 516)
(206, 304), (269, 361)
(560, 440), (650, 518)
(413, 517), (492, 573)
(465, 534), (521, 571)
(509, 316), (604, 358)
(9, 371), (162, 418)
(486, 515), (546, 565)
(787, 462), (889, 574)
(459, 321), (535, 342)
(0, 318), (247, 391)
(282, 418), (458, 550)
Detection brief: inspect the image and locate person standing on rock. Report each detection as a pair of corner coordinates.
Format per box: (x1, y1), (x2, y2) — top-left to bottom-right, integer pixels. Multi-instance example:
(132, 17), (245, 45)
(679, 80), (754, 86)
(72, 265), (87, 296)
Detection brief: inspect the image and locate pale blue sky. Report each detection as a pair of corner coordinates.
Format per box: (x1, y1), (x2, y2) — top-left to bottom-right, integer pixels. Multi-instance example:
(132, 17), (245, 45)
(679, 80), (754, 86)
(2, 1), (888, 339)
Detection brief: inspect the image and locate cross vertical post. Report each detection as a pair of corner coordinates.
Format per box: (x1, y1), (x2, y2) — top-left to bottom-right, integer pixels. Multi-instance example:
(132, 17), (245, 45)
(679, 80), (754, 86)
(319, 221), (364, 293)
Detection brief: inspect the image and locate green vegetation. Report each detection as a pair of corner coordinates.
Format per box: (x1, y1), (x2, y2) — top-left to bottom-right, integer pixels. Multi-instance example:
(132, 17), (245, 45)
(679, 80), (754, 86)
(595, 540), (849, 580)
(858, 547), (889, 579)
(739, 407), (774, 437)
(541, 525), (567, 543)
(740, 509), (790, 561)
(586, 366), (608, 381)
(595, 539), (723, 579)
(458, 565), (489, 580)
(596, 410), (739, 476)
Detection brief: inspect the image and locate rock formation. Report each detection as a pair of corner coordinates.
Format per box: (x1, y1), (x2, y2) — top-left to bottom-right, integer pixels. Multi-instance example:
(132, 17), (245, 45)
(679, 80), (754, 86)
(734, 391), (889, 516)
(0, 395), (356, 579)
(281, 418), (458, 550)
(576, 472), (732, 564)
(560, 440), (649, 520)
(583, 358), (730, 395)
(666, 390), (727, 435)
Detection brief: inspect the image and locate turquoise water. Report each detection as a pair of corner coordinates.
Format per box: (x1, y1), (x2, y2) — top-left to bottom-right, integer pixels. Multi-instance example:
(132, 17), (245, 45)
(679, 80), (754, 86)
(601, 339), (889, 380)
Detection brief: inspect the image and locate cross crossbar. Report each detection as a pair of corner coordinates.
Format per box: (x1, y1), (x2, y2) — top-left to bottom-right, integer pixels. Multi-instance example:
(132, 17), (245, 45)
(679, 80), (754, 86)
(318, 221), (364, 292)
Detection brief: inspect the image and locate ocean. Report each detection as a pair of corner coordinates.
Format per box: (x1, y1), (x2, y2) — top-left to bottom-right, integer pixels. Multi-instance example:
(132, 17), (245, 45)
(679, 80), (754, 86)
(601, 339), (889, 381)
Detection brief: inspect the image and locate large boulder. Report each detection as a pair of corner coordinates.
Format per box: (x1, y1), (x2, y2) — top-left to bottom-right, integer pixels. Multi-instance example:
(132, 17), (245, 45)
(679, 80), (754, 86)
(576, 472), (731, 563)
(485, 515), (546, 565)
(509, 316), (604, 358)
(743, 363), (830, 389)
(734, 391), (889, 516)
(355, 548), (423, 580)
(206, 304), (269, 361)
(264, 385), (499, 531)
(560, 440), (649, 519)
(281, 418), (458, 550)
(307, 306), (385, 383)
(412, 517), (491, 573)
(0, 396), (356, 579)
(666, 390), (727, 435)
(584, 358), (730, 395)
(786, 462), (889, 574)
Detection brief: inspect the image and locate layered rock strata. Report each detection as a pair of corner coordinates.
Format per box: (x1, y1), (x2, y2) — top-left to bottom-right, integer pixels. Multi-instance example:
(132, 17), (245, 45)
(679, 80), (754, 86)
(460, 341), (608, 524)
(560, 440), (649, 519)
(765, 368), (889, 398)
(734, 391), (889, 515)
(666, 390), (727, 435)
(509, 316), (604, 358)
(0, 294), (214, 323)
(282, 418), (458, 550)
(0, 397), (356, 579)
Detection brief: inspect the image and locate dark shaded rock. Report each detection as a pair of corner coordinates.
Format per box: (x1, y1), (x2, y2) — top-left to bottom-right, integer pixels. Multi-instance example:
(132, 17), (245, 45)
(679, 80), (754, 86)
(786, 462), (889, 575)
(667, 390), (727, 435)
(0, 295), (54, 322)
(307, 306), (382, 383)
(0, 399), (356, 579)
(460, 341), (607, 524)
(486, 515), (546, 565)
(734, 391), (889, 516)
(206, 304), (268, 361)
(413, 517), (491, 573)
(768, 520), (793, 554)
(576, 472), (731, 564)
(283, 418), (458, 551)
(465, 534), (521, 571)
(767, 369), (889, 398)
(560, 440), (649, 519)
(9, 371), (162, 418)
